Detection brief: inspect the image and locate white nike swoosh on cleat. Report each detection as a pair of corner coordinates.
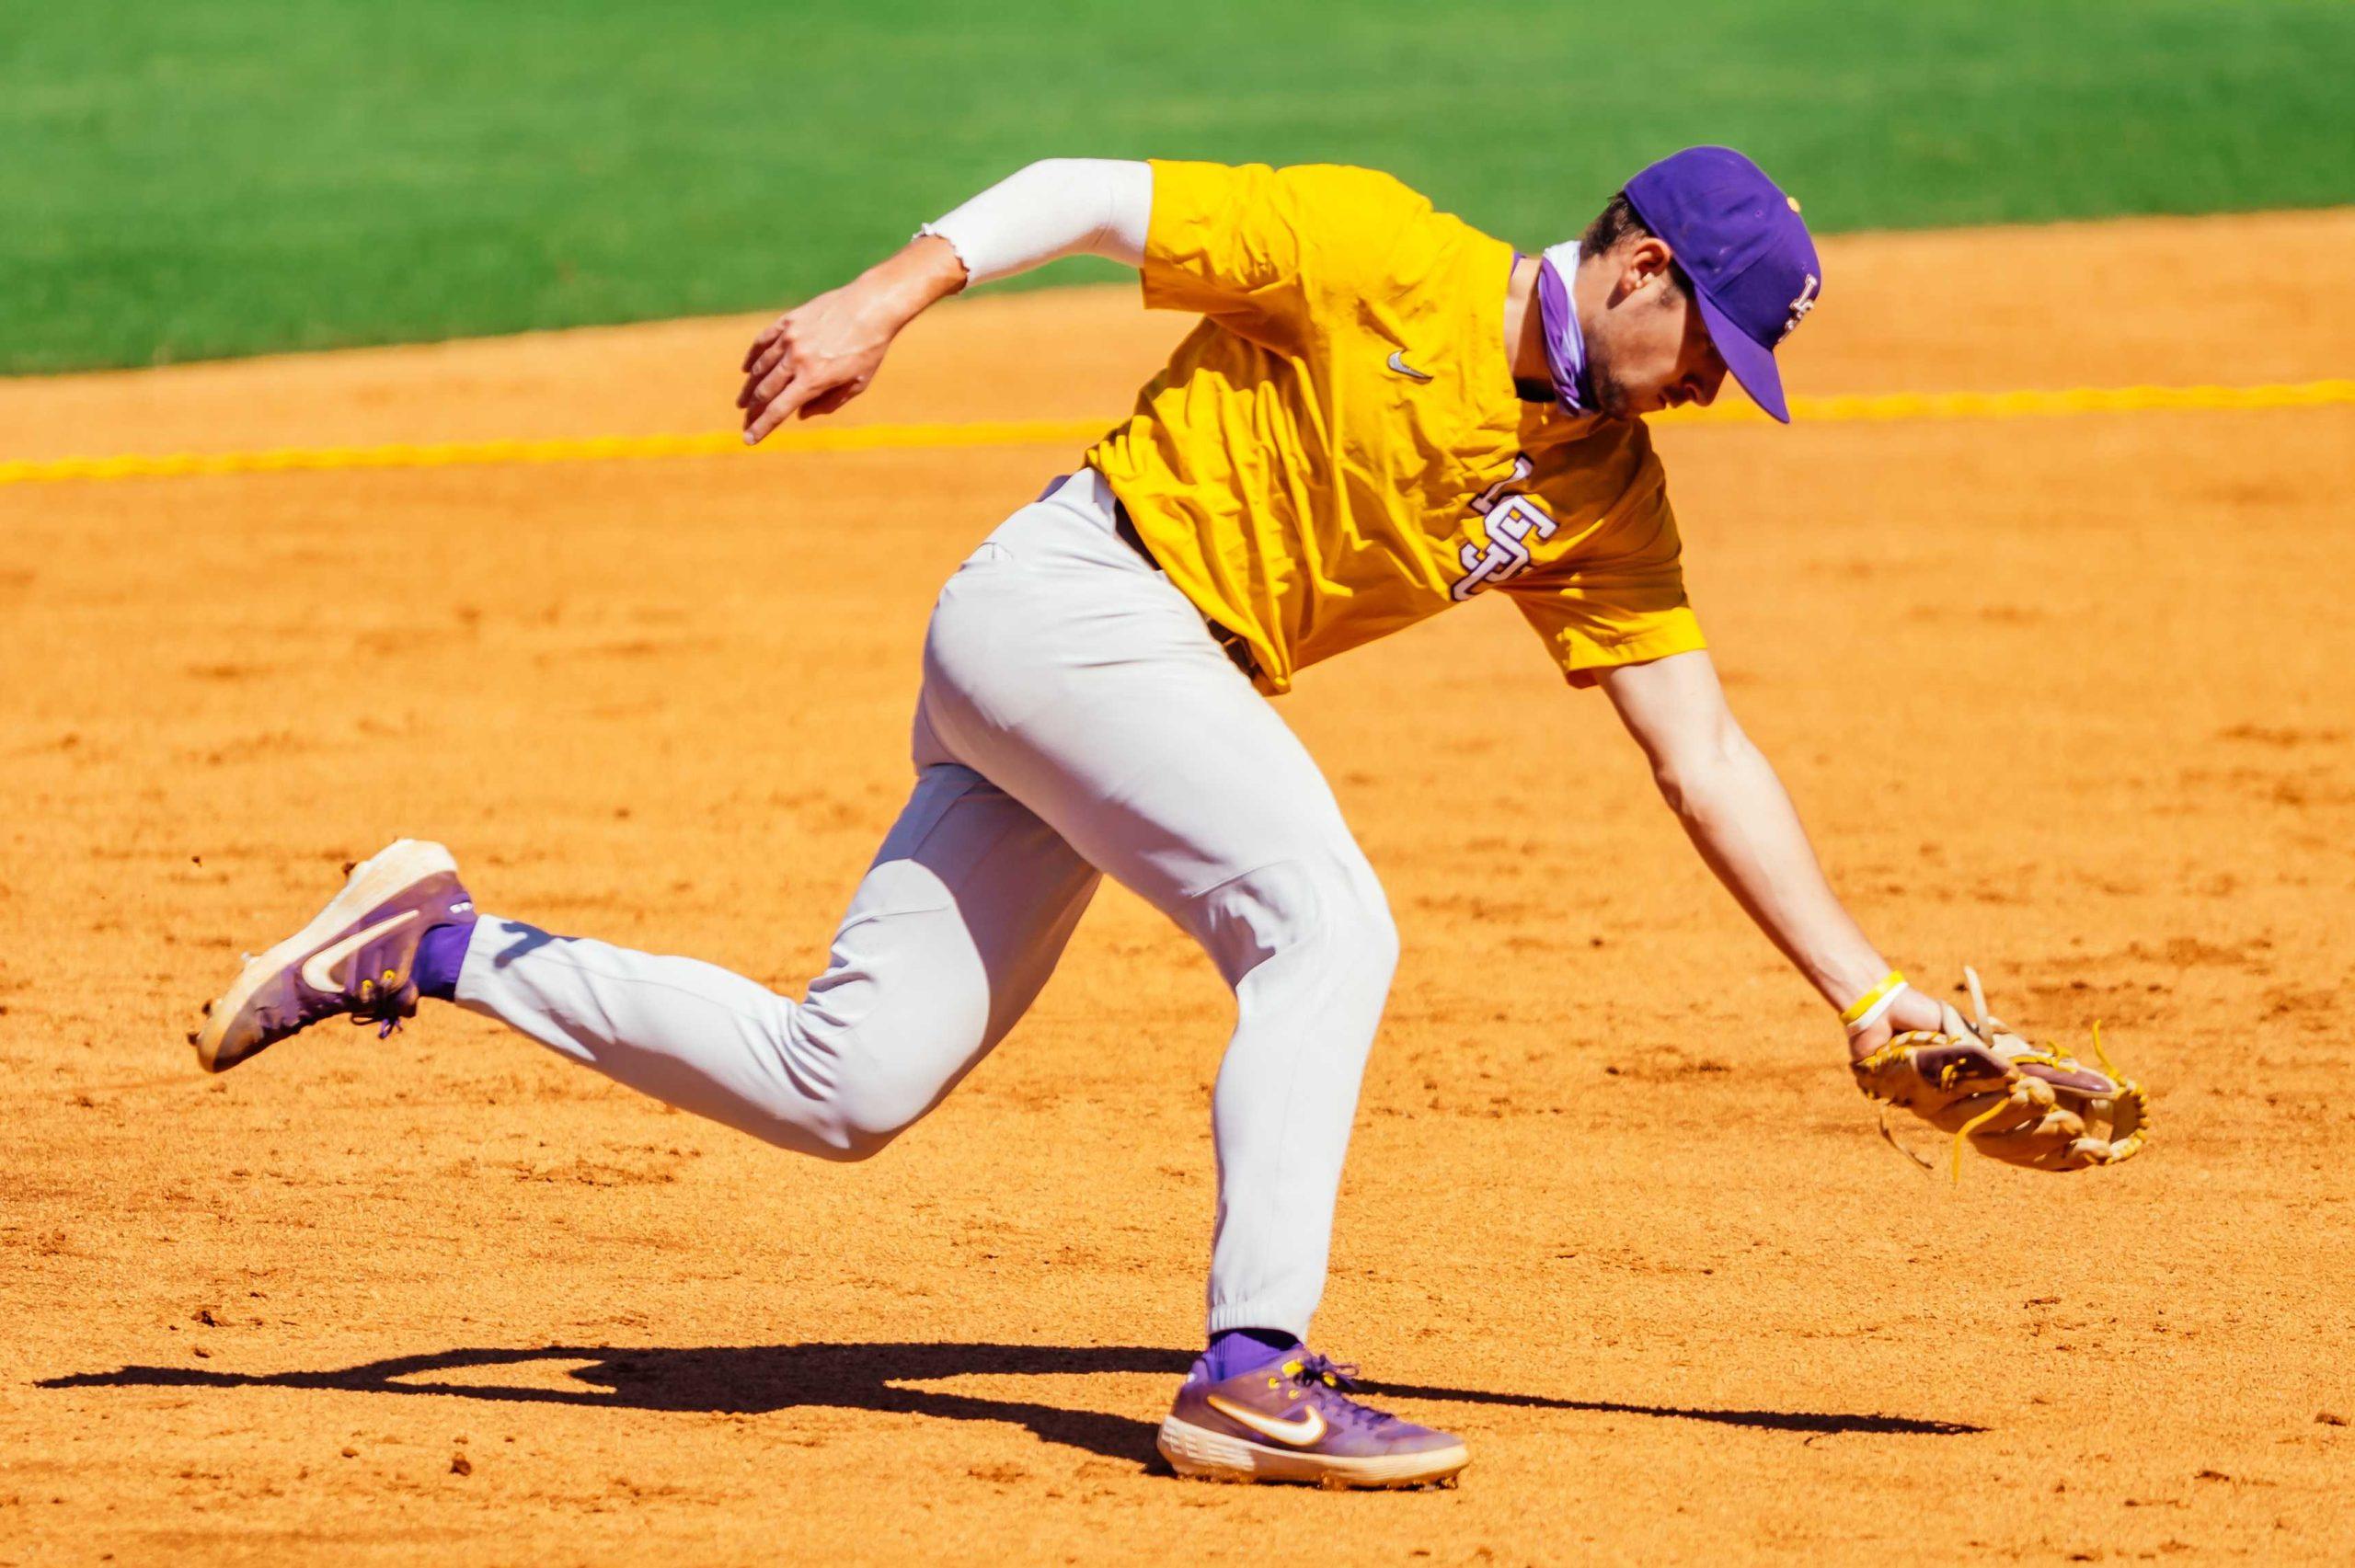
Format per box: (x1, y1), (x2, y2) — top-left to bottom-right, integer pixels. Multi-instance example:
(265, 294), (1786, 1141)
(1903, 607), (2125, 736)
(1205, 1394), (1328, 1448)
(299, 910), (421, 994)
(1385, 350), (1433, 383)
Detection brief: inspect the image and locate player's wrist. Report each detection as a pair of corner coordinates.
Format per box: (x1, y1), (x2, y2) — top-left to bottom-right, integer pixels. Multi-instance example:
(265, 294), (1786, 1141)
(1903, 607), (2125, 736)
(1836, 969), (1910, 1036)
(866, 235), (969, 321)
(1803, 950), (1894, 1018)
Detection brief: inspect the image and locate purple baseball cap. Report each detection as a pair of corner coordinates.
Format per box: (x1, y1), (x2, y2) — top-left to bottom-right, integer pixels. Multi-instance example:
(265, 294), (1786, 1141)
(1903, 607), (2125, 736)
(1624, 146), (1821, 422)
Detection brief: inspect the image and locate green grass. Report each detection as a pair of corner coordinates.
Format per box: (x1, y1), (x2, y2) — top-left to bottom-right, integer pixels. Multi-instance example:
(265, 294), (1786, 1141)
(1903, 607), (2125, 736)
(4, 0), (2350, 373)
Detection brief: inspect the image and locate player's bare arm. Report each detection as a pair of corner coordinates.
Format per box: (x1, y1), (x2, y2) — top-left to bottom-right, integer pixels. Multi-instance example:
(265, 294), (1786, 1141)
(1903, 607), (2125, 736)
(1595, 649), (1944, 1057)
(1600, 650), (2144, 1166)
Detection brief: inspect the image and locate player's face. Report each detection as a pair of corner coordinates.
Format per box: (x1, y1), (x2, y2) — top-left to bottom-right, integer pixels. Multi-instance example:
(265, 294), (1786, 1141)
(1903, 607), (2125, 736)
(1584, 244), (1729, 420)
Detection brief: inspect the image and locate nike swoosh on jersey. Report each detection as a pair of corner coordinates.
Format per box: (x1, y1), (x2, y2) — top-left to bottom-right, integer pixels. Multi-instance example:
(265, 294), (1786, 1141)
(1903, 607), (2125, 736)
(1205, 1394), (1328, 1448)
(300, 910), (421, 993)
(1385, 350), (1434, 383)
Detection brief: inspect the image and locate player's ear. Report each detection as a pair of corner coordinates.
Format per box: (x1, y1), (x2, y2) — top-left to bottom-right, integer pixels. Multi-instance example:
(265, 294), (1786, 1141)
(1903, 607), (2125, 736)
(1614, 236), (1676, 303)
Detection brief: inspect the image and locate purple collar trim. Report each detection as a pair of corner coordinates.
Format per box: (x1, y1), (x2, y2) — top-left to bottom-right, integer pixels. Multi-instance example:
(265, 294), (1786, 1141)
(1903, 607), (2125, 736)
(1534, 241), (1593, 413)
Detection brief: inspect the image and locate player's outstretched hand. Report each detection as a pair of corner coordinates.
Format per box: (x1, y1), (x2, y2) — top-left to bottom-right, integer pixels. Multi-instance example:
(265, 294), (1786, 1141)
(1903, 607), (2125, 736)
(738, 234), (968, 445)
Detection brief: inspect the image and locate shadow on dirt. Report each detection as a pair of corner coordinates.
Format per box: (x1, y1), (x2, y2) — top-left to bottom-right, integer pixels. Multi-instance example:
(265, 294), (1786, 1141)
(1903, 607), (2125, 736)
(40, 1342), (1981, 1468)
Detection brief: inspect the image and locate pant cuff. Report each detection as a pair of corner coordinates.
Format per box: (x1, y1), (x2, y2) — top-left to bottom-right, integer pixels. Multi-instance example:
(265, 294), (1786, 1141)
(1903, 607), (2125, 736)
(450, 914), (519, 1009)
(1206, 1299), (1312, 1342)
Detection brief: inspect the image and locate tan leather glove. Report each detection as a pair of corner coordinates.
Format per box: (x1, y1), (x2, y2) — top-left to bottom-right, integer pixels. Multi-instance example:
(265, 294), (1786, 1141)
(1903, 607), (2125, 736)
(1851, 967), (2149, 1175)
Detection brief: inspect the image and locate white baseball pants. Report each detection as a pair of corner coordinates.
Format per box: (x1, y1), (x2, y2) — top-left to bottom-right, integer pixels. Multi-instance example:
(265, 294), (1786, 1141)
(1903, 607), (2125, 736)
(453, 469), (1398, 1339)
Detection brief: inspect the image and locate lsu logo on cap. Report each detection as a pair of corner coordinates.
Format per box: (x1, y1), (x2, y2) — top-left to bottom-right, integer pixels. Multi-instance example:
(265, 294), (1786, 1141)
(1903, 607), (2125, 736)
(1781, 273), (1820, 343)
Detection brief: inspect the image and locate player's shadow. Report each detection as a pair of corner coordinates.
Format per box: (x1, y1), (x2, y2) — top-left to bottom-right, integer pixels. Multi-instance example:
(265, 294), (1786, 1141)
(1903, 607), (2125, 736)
(40, 1342), (1977, 1467)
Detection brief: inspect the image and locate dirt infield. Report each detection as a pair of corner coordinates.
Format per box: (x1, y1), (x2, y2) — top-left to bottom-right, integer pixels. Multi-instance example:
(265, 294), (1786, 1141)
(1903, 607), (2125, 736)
(4, 210), (2353, 1564)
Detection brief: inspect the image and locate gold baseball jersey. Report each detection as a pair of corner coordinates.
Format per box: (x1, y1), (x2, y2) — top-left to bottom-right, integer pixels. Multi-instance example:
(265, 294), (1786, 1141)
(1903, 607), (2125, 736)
(1086, 159), (1705, 694)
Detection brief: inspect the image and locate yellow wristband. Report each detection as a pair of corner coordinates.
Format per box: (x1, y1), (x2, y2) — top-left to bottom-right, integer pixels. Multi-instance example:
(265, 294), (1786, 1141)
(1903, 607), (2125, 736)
(1839, 969), (1907, 1030)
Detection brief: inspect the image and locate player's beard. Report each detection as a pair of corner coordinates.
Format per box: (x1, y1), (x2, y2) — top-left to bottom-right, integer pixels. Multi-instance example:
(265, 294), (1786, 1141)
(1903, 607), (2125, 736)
(1582, 342), (1637, 421)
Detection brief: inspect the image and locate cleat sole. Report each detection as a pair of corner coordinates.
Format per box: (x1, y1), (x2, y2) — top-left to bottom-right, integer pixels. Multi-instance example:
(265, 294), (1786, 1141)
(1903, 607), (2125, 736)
(1156, 1415), (1467, 1490)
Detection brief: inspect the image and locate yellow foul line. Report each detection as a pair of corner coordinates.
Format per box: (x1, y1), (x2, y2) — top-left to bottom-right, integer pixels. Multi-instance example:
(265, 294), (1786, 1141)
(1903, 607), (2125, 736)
(2, 380), (2349, 487)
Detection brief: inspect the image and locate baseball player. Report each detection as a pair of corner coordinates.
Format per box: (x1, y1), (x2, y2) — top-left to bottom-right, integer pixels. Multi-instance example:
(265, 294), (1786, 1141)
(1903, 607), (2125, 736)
(197, 148), (1952, 1489)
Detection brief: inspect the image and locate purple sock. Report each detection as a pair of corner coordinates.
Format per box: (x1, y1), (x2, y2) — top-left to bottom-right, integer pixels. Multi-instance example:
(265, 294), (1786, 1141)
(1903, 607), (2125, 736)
(1200, 1326), (1303, 1383)
(412, 917), (477, 1001)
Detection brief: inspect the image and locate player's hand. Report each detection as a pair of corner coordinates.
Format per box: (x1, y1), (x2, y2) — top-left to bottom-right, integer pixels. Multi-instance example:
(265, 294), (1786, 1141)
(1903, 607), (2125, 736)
(736, 281), (894, 441)
(1844, 983), (1943, 1063)
(737, 235), (967, 445)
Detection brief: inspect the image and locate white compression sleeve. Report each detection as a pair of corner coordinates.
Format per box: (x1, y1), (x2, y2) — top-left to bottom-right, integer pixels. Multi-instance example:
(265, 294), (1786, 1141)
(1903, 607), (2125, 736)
(919, 159), (1152, 286)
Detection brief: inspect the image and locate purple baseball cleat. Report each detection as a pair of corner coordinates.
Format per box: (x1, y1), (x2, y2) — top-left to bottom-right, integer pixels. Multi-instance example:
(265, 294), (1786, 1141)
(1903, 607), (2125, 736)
(1157, 1352), (1468, 1489)
(192, 839), (473, 1073)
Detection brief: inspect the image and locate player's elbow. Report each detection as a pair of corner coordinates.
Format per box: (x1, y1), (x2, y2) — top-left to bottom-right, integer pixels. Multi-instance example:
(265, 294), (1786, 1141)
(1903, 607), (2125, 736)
(1650, 720), (1756, 818)
(1650, 762), (1692, 818)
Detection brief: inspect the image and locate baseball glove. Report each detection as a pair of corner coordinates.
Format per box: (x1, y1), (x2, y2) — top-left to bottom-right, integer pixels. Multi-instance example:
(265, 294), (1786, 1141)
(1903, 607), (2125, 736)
(1851, 967), (2148, 1176)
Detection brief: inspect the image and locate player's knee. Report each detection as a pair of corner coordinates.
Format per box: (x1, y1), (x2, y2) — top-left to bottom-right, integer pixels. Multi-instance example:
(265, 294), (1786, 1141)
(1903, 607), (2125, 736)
(792, 907), (993, 1162)
(812, 1117), (901, 1163)
(808, 1096), (913, 1162)
(1189, 855), (1396, 992)
(812, 1045), (957, 1162)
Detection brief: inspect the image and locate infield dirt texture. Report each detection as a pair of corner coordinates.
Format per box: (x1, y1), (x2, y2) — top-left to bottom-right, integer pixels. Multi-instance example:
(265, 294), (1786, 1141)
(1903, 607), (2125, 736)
(4, 207), (2353, 1561)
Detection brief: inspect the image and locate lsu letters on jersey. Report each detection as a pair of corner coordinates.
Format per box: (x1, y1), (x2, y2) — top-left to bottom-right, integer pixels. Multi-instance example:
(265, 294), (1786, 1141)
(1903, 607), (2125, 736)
(1086, 159), (1706, 694)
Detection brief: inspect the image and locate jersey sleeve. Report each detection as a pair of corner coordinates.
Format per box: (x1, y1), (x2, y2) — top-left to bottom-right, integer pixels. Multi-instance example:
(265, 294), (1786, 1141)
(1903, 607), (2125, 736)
(1507, 489), (1707, 689)
(1138, 160), (1436, 346)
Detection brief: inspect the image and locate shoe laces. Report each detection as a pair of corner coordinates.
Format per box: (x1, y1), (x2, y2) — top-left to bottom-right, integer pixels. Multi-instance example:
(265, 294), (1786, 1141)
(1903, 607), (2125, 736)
(1281, 1356), (1402, 1431)
(348, 971), (419, 1039)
